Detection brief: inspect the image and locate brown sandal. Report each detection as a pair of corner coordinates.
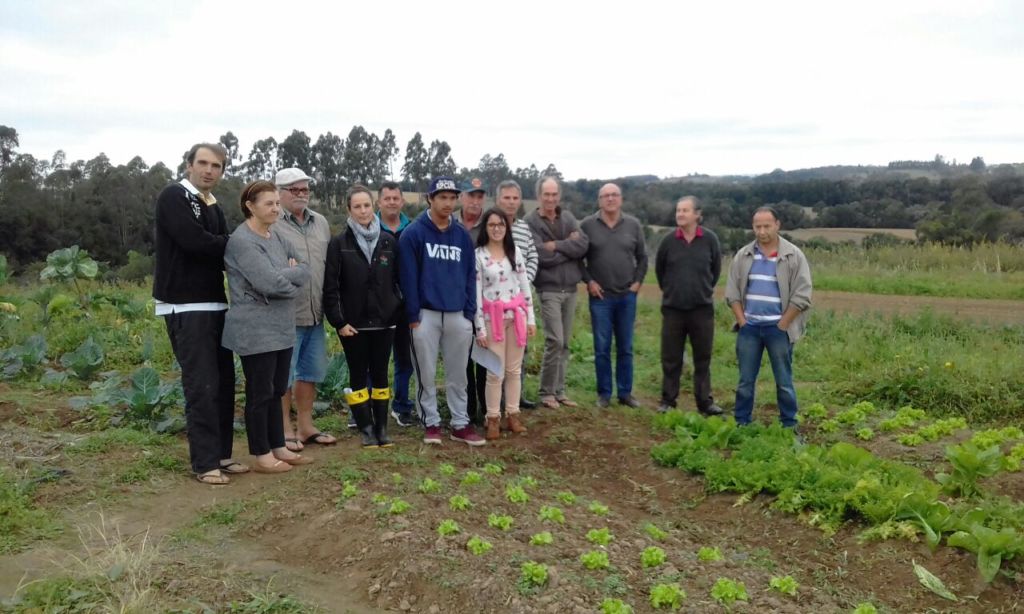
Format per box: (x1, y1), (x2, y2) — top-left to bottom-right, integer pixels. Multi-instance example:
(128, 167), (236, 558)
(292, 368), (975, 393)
(253, 460), (292, 474)
(195, 469), (230, 485)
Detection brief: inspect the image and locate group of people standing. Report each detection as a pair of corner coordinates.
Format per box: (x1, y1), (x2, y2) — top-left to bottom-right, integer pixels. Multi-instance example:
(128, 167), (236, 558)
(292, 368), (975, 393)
(154, 142), (812, 486)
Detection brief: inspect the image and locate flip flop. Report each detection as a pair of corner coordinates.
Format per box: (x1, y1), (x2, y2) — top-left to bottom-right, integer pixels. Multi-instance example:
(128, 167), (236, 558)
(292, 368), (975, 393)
(303, 432), (337, 446)
(219, 461), (250, 474)
(253, 460), (292, 474)
(195, 469), (230, 485)
(280, 454), (314, 466)
(285, 437), (304, 452)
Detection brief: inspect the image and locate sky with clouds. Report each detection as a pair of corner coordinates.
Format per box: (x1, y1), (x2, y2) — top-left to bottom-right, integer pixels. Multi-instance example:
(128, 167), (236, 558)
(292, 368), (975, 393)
(2, 0), (1021, 179)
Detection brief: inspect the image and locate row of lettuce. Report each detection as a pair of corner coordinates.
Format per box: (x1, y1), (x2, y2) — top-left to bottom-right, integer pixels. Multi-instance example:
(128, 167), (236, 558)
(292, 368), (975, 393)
(651, 410), (1023, 585)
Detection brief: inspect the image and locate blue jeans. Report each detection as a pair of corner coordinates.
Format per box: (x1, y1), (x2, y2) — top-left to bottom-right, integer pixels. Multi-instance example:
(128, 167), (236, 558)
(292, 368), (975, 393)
(289, 324), (327, 387)
(391, 322), (414, 414)
(734, 323), (798, 427)
(589, 293), (637, 399)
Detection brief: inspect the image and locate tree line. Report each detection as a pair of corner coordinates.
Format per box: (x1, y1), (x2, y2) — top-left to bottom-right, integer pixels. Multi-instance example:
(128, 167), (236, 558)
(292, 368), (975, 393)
(1, 123), (1022, 273)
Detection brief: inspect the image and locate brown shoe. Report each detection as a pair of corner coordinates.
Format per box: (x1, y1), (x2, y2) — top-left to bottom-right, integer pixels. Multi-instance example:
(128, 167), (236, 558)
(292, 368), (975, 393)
(557, 397), (579, 407)
(540, 396), (560, 409)
(485, 416), (501, 440)
(507, 414), (527, 434)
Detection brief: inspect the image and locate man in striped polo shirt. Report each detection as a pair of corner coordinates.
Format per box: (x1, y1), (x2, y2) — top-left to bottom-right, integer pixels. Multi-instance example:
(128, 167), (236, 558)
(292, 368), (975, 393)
(495, 179), (539, 410)
(725, 206), (812, 430)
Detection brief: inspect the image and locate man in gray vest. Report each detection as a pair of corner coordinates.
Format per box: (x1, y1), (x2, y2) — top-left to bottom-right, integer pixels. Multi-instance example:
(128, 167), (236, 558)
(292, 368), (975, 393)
(274, 168), (335, 449)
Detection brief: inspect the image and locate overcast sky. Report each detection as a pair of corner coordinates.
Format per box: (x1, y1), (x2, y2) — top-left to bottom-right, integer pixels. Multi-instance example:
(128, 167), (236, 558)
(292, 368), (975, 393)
(2, 0), (1021, 179)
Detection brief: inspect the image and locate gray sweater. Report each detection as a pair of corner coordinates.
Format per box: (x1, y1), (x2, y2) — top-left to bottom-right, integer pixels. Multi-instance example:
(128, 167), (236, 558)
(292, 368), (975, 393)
(222, 223), (310, 356)
(525, 208), (589, 292)
(580, 212), (648, 297)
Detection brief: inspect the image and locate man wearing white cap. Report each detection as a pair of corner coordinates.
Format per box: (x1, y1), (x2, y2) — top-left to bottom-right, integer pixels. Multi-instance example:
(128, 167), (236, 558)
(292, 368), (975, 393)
(274, 168), (336, 449)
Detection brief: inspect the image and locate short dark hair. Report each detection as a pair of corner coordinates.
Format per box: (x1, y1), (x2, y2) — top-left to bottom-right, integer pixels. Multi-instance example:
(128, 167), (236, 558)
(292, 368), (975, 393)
(379, 180), (402, 196)
(753, 205), (779, 221)
(186, 142), (228, 166)
(239, 180), (277, 219)
(475, 208), (517, 270)
(345, 184), (374, 209)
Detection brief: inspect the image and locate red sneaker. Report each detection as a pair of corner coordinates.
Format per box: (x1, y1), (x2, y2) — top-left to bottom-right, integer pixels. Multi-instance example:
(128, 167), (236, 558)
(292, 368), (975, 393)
(450, 426), (486, 447)
(423, 425), (443, 445)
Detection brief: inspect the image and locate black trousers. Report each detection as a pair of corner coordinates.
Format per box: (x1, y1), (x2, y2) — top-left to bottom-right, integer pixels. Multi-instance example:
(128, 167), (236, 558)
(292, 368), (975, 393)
(660, 305), (715, 410)
(342, 329), (395, 392)
(164, 310), (235, 474)
(466, 354), (487, 420)
(240, 348), (293, 456)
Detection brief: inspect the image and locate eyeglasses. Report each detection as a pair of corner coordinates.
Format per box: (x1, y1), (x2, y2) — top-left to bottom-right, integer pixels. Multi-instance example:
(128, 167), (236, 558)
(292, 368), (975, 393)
(486, 223), (506, 230)
(283, 187), (311, 196)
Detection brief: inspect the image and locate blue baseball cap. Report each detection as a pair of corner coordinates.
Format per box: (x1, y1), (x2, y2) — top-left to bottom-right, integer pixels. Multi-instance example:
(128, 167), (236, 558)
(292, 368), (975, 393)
(460, 177), (486, 194)
(427, 176), (461, 196)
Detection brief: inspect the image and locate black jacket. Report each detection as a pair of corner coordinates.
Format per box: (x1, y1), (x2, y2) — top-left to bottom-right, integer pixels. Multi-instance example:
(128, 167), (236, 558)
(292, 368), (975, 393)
(152, 182), (229, 304)
(323, 228), (401, 331)
(654, 227), (721, 311)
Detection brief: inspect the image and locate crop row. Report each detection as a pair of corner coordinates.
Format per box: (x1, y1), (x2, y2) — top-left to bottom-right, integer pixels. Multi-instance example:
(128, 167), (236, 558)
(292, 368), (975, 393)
(651, 412), (1023, 585)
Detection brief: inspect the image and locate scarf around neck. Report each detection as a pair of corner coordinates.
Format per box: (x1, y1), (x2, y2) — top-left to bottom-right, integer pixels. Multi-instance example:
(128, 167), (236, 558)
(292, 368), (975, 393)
(347, 215), (381, 263)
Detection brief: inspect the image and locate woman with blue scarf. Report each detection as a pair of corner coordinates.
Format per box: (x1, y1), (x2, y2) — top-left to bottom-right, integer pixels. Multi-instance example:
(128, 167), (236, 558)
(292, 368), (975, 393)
(323, 185), (402, 448)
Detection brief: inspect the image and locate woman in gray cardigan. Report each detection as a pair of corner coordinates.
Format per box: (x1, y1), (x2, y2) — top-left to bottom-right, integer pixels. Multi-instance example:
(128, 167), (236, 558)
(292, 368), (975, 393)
(223, 180), (313, 474)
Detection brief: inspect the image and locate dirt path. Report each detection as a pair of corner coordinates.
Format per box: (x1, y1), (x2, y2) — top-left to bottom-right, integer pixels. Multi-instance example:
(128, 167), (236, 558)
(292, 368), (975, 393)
(635, 286), (1024, 325)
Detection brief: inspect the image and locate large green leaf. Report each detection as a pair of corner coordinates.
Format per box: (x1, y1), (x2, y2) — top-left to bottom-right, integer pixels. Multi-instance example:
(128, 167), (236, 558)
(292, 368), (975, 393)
(59, 336), (105, 380)
(912, 560), (957, 601)
(39, 245), (99, 283)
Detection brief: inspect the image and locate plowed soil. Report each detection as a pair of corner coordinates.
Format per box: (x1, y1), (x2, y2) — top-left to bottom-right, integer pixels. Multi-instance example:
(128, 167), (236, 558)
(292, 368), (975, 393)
(2, 403), (1020, 613)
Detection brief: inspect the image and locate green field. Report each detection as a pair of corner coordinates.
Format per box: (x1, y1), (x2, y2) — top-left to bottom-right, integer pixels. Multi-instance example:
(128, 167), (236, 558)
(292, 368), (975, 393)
(1, 243), (1023, 613)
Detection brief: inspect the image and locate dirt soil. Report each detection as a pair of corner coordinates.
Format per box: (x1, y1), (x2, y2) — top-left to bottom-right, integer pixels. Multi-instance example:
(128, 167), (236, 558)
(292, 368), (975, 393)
(2, 403), (1021, 613)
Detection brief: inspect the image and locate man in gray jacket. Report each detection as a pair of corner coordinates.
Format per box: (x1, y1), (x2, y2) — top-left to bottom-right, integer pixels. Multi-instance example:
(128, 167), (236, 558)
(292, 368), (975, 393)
(525, 176), (588, 409)
(273, 168), (335, 449)
(725, 206), (812, 430)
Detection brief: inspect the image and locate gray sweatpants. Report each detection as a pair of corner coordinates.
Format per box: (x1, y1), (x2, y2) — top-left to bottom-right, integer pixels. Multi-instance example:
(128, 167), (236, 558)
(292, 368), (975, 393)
(410, 309), (473, 429)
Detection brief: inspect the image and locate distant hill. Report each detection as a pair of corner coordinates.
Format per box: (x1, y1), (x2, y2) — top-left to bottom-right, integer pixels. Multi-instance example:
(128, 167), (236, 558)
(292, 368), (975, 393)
(658, 162), (1024, 185)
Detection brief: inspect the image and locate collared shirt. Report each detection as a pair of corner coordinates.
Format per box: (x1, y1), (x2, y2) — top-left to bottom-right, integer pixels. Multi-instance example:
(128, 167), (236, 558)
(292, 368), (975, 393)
(154, 179), (228, 316)
(453, 210), (484, 243)
(743, 245), (783, 324)
(276, 206), (330, 326)
(675, 225), (704, 243)
(377, 210), (411, 235)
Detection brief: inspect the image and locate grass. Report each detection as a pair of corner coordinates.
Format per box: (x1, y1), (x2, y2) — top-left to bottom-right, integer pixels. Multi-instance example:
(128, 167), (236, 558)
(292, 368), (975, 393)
(1, 250), (1023, 610)
(643, 241), (1024, 299)
(0, 467), (60, 553)
(66, 428), (176, 455)
(610, 290), (1024, 424)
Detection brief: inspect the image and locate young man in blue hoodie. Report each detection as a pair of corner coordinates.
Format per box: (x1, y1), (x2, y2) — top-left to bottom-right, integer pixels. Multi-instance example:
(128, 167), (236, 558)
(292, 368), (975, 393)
(399, 177), (484, 446)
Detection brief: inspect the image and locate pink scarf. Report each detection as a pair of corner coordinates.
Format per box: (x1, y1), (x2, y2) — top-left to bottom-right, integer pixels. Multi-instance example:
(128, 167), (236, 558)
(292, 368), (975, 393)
(481, 293), (528, 347)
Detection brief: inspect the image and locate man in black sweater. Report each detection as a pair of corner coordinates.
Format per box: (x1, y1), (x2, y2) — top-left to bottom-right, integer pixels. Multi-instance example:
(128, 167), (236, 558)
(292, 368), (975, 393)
(654, 196), (723, 415)
(153, 143), (238, 485)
